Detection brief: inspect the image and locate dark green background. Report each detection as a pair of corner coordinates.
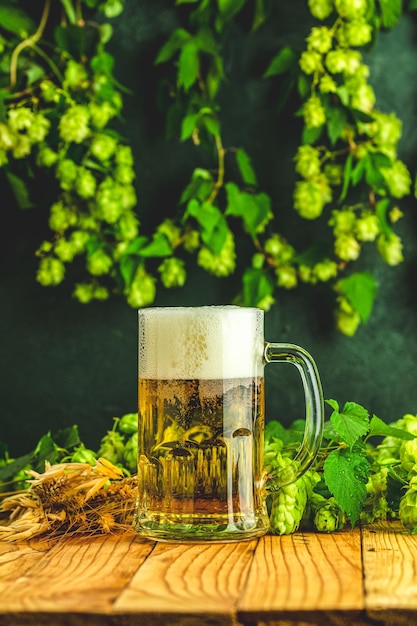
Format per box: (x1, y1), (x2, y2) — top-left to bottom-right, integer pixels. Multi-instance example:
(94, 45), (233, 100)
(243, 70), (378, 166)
(1, 1), (417, 456)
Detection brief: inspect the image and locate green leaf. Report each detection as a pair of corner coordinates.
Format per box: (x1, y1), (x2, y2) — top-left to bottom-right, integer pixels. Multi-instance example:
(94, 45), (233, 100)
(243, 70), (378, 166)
(185, 199), (228, 254)
(0, 452), (34, 482)
(124, 236), (149, 255)
(155, 29), (191, 64)
(0, 90), (7, 123)
(119, 254), (140, 287)
(34, 433), (60, 472)
(263, 47), (298, 78)
(339, 152), (353, 202)
(217, 0), (246, 21)
(253, 0), (268, 30)
(206, 55), (225, 99)
(0, 3), (36, 36)
(326, 106), (348, 146)
(179, 168), (214, 204)
(236, 148), (257, 186)
(326, 399), (370, 447)
(369, 415), (416, 441)
(139, 233), (172, 258)
(337, 271), (377, 324)
(178, 41), (200, 91)
(201, 112), (220, 136)
(5, 171), (34, 209)
(350, 156), (367, 186)
(225, 183), (272, 236)
(194, 27), (219, 56)
(375, 197), (392, 235)
(242, 267), (274, 307)
(53, 425), (81, 450)
(302, 124), (323, 145)
(324, 448), (369, 527)
(297, 74), (310, 99)
(25, 62), (46, 86)
(364, 153), (390, 191)
(378, 0), (402, 28)
(181, 113), (198, 141)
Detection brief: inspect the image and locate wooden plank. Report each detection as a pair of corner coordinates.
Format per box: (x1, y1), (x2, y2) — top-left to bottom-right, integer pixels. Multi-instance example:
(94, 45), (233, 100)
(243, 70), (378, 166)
(0, 532), (154, 624)
(362, 521), (417, 625)
(237, 529), (365, 625)
(114, 539), (258, 626)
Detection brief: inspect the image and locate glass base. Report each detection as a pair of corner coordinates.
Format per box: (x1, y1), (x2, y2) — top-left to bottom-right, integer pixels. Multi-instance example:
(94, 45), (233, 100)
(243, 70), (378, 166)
(134, 510), (269, 542)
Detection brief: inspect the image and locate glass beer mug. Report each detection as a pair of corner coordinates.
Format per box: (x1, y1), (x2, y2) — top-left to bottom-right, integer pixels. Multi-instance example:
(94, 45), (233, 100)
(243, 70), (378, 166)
(134, 305), (323, 542)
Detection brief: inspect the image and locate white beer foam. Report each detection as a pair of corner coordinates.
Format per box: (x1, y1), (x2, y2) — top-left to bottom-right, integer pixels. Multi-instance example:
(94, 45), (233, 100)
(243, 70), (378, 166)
(139, 306), (264, 380)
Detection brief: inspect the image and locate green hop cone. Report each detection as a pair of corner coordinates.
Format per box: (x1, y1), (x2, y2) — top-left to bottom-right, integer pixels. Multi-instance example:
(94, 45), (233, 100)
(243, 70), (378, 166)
(75, 168), (97, 199)
(381, 160), (412, 198)
(311, 493), (346, 532)
(269, 480), (308, 535)
(158, 258), (187, 288)
(197, 232), (236, 277)
(70, 445), (97, 465)
(307, 26), (333, 54)
(123, 432), (138, 474)
(376, 233), (403, 266)
(126, 265), (156, 308)
(118, 413), (138, 434)
(87, 248), (113, 276)
(90, 133), (118, 162)
(293, 180), (325, 219)
(59, 105), (90, 144)
(399, 476), (417, 530)
(308, 0), (334, 20)
(334, 233), (360, 261)
(294, 145), (322, 179)
(268, 457), (320, 535)
(299, 50), (323, 75)
(275, 266), (298, 289)
(36, 256), (65, 286)
(400, 439), (417, 474)
(360, 466), (391, 524)
(343, 19), (373, 47)
(302, 95), (326, 128)
(334, 0), (367, 19)
(97, 430), (126, 466)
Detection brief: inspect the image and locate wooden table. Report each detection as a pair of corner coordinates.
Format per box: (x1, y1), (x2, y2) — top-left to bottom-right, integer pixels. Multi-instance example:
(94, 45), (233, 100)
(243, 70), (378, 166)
(0, 521), (416, 626)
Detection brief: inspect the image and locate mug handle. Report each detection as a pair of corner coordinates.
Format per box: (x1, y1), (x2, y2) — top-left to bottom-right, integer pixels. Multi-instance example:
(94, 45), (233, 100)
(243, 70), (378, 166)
(264, 342), (324, 491)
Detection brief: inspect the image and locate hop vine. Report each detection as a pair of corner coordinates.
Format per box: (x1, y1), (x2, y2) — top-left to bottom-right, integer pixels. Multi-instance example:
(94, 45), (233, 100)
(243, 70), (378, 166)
(0, 0), (415, 335)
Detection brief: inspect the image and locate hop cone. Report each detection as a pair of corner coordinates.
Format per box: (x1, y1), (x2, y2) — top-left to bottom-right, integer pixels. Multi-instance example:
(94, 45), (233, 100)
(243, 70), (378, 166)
(311, 492), (346, 532)
(268, 462), (320, 535)
(399, 476), (417, 529)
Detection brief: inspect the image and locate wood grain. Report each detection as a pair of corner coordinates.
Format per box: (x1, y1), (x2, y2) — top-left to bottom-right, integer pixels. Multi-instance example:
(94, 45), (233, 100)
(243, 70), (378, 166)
(0, 532), (153, 618)
(362, 521), (417, 625)
(114, 539), (258, 626)
(237, 529), (364, 624)
(1, 522), (417, 626)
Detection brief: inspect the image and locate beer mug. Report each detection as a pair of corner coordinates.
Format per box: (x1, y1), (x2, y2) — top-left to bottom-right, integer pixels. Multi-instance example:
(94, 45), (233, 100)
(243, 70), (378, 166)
(134, 305), (323, 542)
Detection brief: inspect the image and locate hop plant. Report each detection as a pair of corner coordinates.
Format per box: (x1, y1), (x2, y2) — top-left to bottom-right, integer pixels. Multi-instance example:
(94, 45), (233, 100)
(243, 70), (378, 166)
(399, 476), (417, 530)
(267, 454), (320, 535)
(310, 493), (346, 532)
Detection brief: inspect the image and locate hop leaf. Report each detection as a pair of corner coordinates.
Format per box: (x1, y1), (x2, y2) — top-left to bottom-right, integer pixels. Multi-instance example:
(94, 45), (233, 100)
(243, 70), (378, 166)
(324, 448), (370, 527)
(326, 399), (370, 447)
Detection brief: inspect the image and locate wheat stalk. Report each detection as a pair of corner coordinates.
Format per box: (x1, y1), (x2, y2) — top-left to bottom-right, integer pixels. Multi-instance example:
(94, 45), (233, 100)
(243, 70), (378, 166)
(0, 458), (138, 542)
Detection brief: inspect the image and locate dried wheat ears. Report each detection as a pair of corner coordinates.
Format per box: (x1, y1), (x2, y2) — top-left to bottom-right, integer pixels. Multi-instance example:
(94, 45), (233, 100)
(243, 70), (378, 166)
(0, 458), (138, 542)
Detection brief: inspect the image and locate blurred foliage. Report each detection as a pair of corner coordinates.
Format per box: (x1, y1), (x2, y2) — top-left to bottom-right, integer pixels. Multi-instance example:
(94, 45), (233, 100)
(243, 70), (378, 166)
(0, 0), (415, 334)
